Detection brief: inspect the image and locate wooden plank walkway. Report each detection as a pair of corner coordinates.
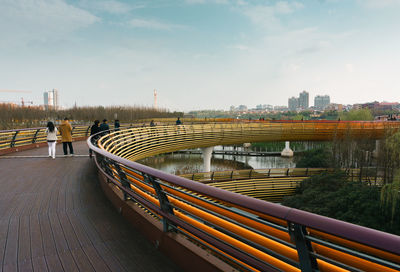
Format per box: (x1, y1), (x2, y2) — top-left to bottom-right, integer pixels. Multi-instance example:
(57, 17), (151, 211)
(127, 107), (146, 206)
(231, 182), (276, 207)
(0, 141), (182, 272)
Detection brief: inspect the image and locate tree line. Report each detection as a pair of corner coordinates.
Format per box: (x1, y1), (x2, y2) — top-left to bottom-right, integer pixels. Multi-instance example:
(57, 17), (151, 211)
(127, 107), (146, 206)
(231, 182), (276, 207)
(290, 129), (400, 235)
(0, 104), (183, 129)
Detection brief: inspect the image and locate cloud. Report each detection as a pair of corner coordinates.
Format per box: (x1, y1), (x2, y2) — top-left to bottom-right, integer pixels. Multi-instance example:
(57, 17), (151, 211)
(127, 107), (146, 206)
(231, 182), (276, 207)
(360, 0), (400, 8)
(78, 0), (144, 14)
(230, 44), (250, 51)
(184, 0), (229, 4)
(129, 18), (186, 30)
(275, 1), (304, 14)
(236, 0), (247, 5)
(0, 0), (99, 46)
(240, 1), (304, 30)
(185, 0), (205, 3)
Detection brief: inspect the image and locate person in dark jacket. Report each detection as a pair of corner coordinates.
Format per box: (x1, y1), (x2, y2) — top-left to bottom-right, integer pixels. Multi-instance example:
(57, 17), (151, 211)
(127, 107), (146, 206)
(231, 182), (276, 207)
(114, 119), (120, 131)
(91, 120), (100, 135)
(99, 119), (110, 132)
(89, 120), (100, 158)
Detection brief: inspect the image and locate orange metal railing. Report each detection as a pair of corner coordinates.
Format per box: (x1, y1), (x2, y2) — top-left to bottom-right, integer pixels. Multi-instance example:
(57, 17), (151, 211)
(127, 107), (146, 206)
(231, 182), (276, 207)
(89, 121), (400, 271)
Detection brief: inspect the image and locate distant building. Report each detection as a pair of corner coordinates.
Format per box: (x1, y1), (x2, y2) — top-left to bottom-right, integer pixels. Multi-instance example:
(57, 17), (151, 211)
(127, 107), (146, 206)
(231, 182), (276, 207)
(265, 104), (273, 111)
(314, 95), (330, 110)
(288, 97), (299, 111)
(43, 89), (59, 110)
(274, 106), (288, 112)
(229, 105), (248, 112)
(255, 104), (273, 111)
(237, 105), (248, 112)
(353, 101), (400, 111)
(288, 90), (309, 111)
(255, 104), (263, 110)
(299, 90), (309, 109)
(325, 103), (343, 111)
(360, 101), (379, 110)
(376, 102), (400, 111)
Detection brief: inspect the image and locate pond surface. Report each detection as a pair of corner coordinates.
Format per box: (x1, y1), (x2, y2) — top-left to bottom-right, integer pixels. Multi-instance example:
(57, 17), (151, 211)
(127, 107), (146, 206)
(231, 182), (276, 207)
(138, 150), (296, 175)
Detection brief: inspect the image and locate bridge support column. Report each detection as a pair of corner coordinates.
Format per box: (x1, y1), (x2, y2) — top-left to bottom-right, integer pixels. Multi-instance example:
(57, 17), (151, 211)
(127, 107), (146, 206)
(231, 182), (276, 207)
(373, 139), (381, 158)
(281, 141), (294, 157)
(201, 146), (214, 172)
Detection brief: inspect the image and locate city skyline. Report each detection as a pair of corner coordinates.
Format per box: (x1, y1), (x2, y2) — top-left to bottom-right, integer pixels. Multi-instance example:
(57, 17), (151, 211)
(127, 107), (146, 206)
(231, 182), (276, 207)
(1, 0), (400, 111)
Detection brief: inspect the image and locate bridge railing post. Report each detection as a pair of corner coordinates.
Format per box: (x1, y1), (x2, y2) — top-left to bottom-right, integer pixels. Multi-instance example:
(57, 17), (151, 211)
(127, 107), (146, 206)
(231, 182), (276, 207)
(11, 131), (19, 148)
(32, 129), (41, 144)
(288, 222), (318, 271)
(99, 156), (114, 183)
(85, 125), (91, 137)
(145, 174), (175, 232)
(113, 163), (132, 201)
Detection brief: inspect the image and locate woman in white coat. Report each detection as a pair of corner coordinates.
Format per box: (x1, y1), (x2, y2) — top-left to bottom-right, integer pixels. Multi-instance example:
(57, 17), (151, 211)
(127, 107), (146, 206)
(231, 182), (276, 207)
(46, 121), (58, 159)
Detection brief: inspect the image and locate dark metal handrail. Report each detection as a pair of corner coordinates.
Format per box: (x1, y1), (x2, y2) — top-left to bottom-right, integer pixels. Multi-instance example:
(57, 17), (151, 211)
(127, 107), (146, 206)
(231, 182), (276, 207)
(89, 136), (400, 254)
(88, 125), (400, 272)
(0, 124), (131, 150)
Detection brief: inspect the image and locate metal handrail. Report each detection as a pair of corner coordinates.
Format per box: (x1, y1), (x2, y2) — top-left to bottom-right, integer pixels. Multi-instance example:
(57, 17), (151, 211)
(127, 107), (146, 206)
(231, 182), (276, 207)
(89, 121), (400, 272)
(0, 124), (134, 150)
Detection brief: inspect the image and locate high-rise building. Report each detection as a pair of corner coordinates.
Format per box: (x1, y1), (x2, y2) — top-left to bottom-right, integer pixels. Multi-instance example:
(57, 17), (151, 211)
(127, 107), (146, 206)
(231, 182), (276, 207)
(43, 89), (59, 110)
(288, 97), (299, 111)
(43, 92), (49, 109)
(314, 95), (330, 110)
(299, 90), (309, 109)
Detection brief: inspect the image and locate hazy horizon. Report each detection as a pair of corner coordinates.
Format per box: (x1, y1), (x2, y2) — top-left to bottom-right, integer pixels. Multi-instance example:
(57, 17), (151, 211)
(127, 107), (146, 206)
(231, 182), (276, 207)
(1, 0), (400, 111)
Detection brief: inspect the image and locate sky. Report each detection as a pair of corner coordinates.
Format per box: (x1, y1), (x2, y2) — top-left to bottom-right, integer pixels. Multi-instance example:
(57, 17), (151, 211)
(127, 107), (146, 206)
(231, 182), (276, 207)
(1, 0), (400, 112)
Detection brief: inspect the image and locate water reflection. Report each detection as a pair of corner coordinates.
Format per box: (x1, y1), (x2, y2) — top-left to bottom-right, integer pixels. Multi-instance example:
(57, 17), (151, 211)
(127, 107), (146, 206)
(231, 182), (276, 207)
(138, 152), (295, 175)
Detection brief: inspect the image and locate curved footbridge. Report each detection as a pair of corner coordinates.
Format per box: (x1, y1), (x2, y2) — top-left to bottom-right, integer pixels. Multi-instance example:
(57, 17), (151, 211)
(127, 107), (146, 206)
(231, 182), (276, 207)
(1, 120), (400, 272)
(93, 121), (400, 272)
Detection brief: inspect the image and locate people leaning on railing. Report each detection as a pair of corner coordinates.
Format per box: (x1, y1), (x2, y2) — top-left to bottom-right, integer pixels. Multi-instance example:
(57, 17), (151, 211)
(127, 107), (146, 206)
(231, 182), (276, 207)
(99, 119), (110, 136)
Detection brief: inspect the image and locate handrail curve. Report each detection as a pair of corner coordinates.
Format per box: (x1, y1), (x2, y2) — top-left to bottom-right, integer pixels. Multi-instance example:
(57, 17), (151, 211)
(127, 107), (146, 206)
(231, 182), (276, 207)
(89, 121), (400, 272)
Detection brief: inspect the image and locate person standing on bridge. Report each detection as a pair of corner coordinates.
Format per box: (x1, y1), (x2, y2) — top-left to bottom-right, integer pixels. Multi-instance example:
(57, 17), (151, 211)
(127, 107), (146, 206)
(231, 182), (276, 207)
(59, 117), (74, 156)
(100, 119), (110, 134)
(45, 121), (58, 159)
(114, 119), (120, 131)
(89, 120), (100, 158)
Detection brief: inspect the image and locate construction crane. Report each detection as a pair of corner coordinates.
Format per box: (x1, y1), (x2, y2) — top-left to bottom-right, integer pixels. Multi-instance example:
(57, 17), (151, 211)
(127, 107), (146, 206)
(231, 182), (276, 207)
(21, 97), (33, 107)
(0, 90), (32, 93)
(0, 90), (33, 106)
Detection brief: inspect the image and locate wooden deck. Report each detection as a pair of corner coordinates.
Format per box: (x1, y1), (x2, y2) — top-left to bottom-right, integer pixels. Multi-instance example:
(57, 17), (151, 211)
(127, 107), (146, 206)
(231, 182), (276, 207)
(0, 141), (182, 272)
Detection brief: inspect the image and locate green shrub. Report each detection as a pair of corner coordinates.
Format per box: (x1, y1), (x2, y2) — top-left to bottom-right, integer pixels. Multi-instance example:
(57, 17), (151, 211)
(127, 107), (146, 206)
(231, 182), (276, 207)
(282, 172), (400, 235)
(295, 148), (331, 168)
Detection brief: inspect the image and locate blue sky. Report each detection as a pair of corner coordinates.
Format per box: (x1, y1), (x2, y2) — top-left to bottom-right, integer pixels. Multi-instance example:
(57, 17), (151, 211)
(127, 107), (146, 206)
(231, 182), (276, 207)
(1, 0), (400, 111)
